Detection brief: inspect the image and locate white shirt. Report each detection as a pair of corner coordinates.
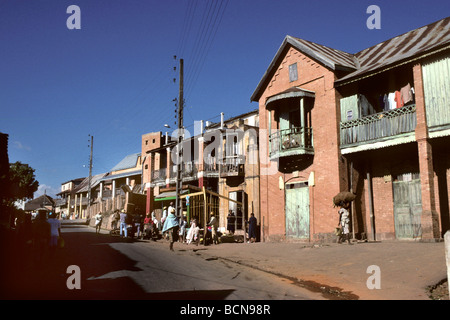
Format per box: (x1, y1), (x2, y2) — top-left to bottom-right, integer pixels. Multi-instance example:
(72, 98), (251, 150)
(48, 218), (61, 237)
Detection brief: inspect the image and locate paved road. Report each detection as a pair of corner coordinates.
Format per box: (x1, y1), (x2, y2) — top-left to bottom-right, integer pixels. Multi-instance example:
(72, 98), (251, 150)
(1, 224), (324, 300)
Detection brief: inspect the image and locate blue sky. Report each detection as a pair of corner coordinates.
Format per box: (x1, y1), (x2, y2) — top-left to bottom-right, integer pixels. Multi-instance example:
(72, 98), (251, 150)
(1, 0), (449, 198)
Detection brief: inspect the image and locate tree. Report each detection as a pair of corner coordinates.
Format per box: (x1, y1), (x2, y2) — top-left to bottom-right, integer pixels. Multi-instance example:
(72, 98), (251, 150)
(0, 162), (39, 224)
(8, 161), (39, 201)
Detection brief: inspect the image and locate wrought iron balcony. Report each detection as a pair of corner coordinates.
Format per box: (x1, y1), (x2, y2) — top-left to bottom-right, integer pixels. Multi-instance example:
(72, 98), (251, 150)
(269, 127), (314, 159)
(340, 104), (417, 147)
(219, 155), (245, 178)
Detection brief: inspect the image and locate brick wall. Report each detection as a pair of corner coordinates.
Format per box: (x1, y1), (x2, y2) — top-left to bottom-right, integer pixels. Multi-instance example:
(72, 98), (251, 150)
(258, 46), (346, 242)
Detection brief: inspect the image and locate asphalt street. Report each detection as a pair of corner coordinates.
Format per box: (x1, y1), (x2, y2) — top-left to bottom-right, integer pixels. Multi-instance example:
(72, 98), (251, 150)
(0, 223), (323, 300)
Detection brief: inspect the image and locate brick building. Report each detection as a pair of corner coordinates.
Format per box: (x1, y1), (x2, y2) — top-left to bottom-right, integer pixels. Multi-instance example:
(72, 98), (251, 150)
(142, 110), (260, 236)
(252, 17), (450, 242)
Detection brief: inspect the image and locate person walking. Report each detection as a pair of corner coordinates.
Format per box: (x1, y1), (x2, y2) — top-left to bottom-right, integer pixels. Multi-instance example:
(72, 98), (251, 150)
(338, 202), (352, 245)
(248, 213), (257, 243)
(178, 215), (187, 243)
(207, 212), (219, 245)
(227, 210), (236, 234)
(94, 211), (103, 234)
(111, 209), (120, 230)
(32, 210), (51, 265)
(119, 209), (128, 238)
(125, 210), (134, 239)
(162, 208), (179, 251)
(47, 212), (61, 256)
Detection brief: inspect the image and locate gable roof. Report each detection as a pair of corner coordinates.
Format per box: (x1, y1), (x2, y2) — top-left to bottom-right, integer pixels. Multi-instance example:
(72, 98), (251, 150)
(251, 35), (356, 102)
(24, 194), (54, 211)
(111, 153), (141, 172)
(251, 17), (450, 101)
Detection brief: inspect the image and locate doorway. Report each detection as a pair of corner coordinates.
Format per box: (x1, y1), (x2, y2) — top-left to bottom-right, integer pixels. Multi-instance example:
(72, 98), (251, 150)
(393, 173), (422, 239)
(285, 182), (310, 239)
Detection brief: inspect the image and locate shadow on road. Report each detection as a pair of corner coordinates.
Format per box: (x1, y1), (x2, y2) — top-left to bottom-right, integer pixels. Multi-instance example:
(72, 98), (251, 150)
(0, 226), (235, 300)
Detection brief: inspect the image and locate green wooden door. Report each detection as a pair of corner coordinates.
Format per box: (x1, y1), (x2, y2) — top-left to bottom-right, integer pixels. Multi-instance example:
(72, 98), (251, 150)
(393, 178), (422, 239)
(285, 182), (310, 239)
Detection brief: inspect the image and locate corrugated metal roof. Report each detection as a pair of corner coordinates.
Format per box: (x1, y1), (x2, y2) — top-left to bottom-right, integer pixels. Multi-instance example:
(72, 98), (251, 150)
(99, 169), (141, 182)
(252, 17), (450, 100)
(111, 153), (141, 171)
(336, 17), (450, 85)
(75, 172), (108, 193)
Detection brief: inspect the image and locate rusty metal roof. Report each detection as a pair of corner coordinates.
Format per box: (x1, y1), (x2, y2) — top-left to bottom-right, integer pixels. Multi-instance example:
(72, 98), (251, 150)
(250, 35), (357, 102)
(289, 37), (358, 71)
(251, 17), (450, 101)
(336, 16), (450, 85)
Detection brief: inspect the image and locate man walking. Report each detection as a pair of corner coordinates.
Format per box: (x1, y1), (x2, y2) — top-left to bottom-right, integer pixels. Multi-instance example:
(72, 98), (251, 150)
(207, 212), (219, 245)
(94, 211), (103, 234)
(119, 209), (128, 238)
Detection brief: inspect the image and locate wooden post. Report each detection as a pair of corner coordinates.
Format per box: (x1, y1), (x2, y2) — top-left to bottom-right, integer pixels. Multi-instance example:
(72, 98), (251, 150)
(445, 231), (450, 298)
(203, 186), (207, 246)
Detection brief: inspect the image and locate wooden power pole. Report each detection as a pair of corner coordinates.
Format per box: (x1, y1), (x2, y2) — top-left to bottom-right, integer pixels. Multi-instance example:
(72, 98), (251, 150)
(175, 59), (184, 218)
(88, 134), (93, 218)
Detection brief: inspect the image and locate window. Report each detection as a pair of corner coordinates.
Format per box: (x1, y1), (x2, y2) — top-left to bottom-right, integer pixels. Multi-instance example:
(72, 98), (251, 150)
(289, 63), (298, 82)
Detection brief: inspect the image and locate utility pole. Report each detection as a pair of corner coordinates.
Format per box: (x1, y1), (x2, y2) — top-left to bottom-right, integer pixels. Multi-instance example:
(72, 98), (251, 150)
(88, 134), (93, 218)
(175, 59), (184, 218)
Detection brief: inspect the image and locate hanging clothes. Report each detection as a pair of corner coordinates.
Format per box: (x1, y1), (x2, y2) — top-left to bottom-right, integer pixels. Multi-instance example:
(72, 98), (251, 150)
(383, 94), (389, 111)
(401, 83), (413, 104)
(394, 90), (404, 108)
(388, 92), (396, 110)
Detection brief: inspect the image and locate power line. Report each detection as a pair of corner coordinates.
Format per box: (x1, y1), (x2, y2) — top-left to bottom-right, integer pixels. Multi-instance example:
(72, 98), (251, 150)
(186, 0), (229, 98)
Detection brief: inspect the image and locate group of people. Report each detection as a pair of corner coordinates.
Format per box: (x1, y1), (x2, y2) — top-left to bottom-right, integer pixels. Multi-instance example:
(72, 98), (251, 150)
(15, 210), (62, 265)
(227, 209), (258, 243)
(161, 202), (201, 250)
(103, 202), (259, 249)
(108, 207), (155, 239)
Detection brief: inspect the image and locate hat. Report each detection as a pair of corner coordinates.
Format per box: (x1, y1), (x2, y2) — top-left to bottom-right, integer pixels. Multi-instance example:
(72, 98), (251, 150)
(210, 212), (214, 215)
(163, 206), (167, 210)
(121, 209), (126, 213)
(170, 208), (176, 213)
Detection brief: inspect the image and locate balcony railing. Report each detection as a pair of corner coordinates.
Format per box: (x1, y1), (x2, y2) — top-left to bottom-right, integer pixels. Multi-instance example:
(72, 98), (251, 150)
(269, 127), (313, 158)
(151, 168), (166, 183)
(181, 161), (198, 180)
(219, 155), (245, 178)
(340, 104), (417, 146)
(204, 158), (219, 175)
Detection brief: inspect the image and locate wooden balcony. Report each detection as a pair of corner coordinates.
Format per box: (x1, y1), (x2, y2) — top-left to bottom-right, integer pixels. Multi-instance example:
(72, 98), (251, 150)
(219, 155), (245, 178)
(340, 104), (417, 153)
(269, 127), (314, 159)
